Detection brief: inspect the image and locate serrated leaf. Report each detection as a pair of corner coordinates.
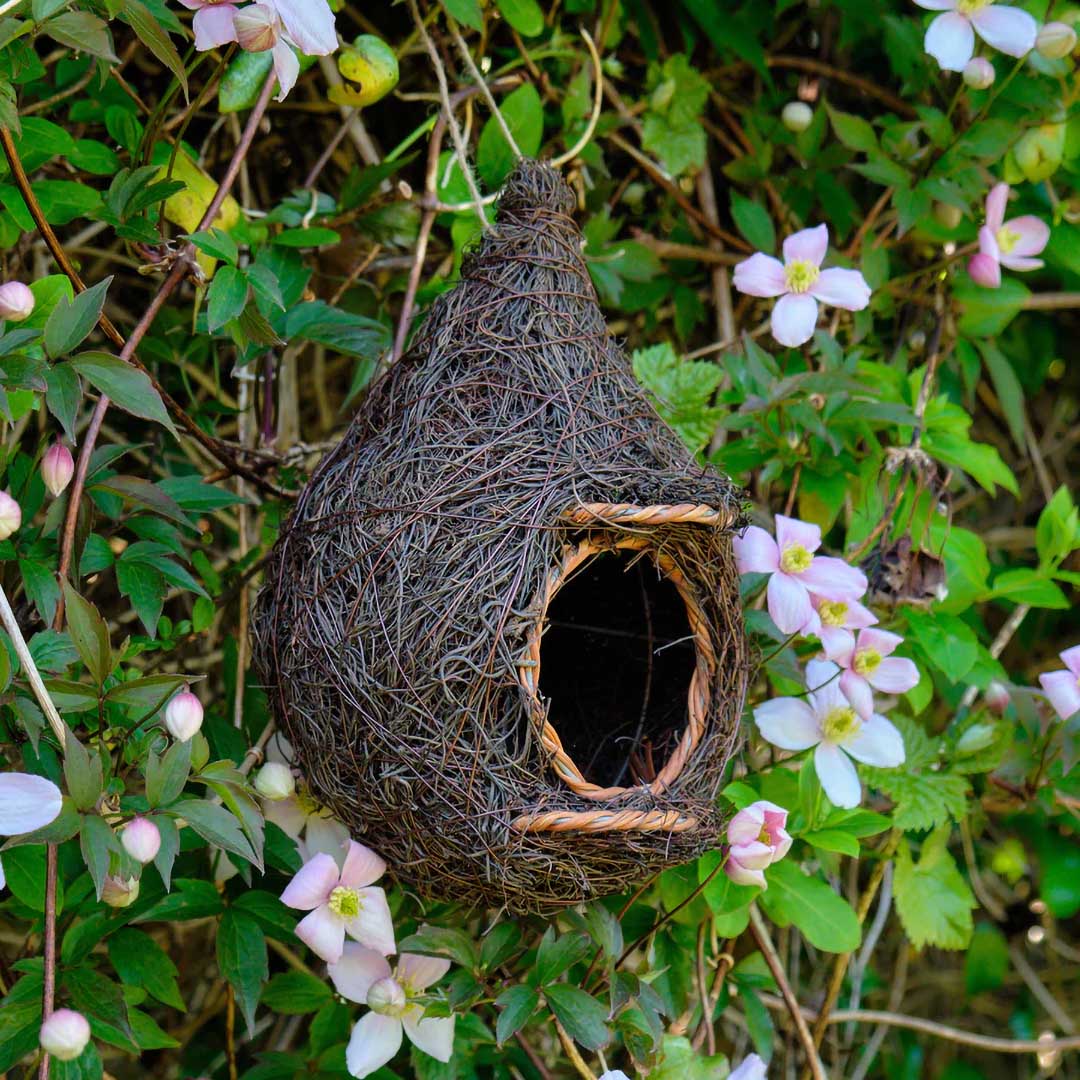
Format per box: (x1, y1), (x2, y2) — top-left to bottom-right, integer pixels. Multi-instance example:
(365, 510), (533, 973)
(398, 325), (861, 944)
(894, 828), (975, 950)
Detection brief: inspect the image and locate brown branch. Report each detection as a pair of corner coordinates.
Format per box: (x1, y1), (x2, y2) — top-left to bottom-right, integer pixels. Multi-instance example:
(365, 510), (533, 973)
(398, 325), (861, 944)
(765, 57), (916, 118)
(748, 905), (826, 1080)
(37, 843), (59, 1080)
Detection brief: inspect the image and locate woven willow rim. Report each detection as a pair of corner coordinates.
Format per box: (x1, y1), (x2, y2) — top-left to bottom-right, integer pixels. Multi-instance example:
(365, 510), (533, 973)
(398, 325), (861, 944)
(512, 502), (723, 835)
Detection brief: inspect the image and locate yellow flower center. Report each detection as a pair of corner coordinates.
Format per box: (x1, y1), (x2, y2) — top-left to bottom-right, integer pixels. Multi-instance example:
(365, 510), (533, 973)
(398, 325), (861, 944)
(779, 543), (813, 574)
(853, 648), (882, 677)
(328, 885), (361, 918)
(822, 705), (861, 743)
(956, 0), (991, 12)
(294, 785), (321, 817)
(784, 259), (820, 295)
(818, 600), (849, 627)
(996, 225), (1020, 254)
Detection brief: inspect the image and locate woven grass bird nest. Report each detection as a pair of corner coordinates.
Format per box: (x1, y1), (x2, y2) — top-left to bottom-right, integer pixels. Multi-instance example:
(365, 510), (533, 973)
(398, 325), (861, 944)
(252, 159), (749, 912)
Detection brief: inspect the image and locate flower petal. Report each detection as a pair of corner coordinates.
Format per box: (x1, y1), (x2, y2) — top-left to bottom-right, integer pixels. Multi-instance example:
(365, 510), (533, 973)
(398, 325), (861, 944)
(724, 856), (766, 888)
(855, 628), (903, 658)
(295, 904), (346, 963)
(1001, 215), (1049, 257)
(985, 182), (1009, 233)
(800, 556), (868, 599)
(842, 599), (879, 629)
(968, 251), (1001, 289)
(814, 743), (862, 808)
(869, 656), (921, 695)
(978, 224), (1001, 261)
(925, 11), (975, 71)
(0, 773), (63, 835)
(810, 267), (871, 311)
(805, 658), (847, 715)
(271, 39), (300, 101)
(0, 854), (5, 891)
(397, 953), (451, 992)
(272, 0), (338, 55)
(280, 852), (338, 910)
(775, 514), (822, 556)
(729, 1055), (768, 1080)
(402, 1007), (455, 1062)
(820, 626), (856, 663)
(262, 795), (306, 839)
(728, 804), (767, 846)
(754, 697), (821, 751)
(732, 525), (780, 574)
(783, 224), (828, 267)
(340, 841), (387, 889)
(970, 5), (1037, 57)
(192, 5), (239, 51)
(767, 572), (812, 634)
(733, 253), (789, 298)
(344, 886), (397, 955)
(304, 814), (351, 864)
(1039, 669), (1080, 722)
(1062, 645), (1080, 679)
(770, 826), (793, 861)
(839, 670), (875, 721)
(328, 942), (392, 1004)
(844, 715), (906, 767)
(346, 1012), (403, 1079)
(998, 255), (1043, 272)
(771, 293), (819, 348)
(913, 0), (957, 8)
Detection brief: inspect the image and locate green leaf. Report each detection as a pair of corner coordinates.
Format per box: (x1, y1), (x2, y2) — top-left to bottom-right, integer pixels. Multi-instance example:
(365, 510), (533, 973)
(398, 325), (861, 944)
(170, 798), (258, 866)
(476, 83), (544, 188)
(108, 928), (185, 1010)
(398, 925), (480, 971)
(106, 674), (191, 717)
(495, 985), (539, 1045)
(976, 340), (1026, 452)
(758, 860), (861, 953)
(120, 0), (188, 101)
(496, 0), (544, 36)
(964, 922), (1008, 995)
(632, 342), (724, 453)
(146, 737), (192, 809)
(63, 727), (104, 813)
(187, 228), (238, 265)
(272, 226), (341, 248)
(207, 266), (249, 332)
(79, 812), (116, 899)
(217, 909), (267, 1034)
(61, 583), (112, 687)
(2, 843), (64, 912)
(544, 984), (611, 1050)
(480, 922), (521, 971)
(826, 104), (878, 153)
(44, 278), (111, 360)
(954, 276), (1029, 337)
(535, 930), (591, 985)
(894, 828), (975, 950)
(69, 352), (177, 438)
(801, 829), (860, 856)
(730, 191), (775, 253)
(440, 0), (483, 32)
(989, 568), (1069, 609)
(116, 559), (166, 637)
(1036, 486), (1079, 570)
(45, 363), (81, 443)
(261, 971), (332, 1015)
(42, 10), (117, 61)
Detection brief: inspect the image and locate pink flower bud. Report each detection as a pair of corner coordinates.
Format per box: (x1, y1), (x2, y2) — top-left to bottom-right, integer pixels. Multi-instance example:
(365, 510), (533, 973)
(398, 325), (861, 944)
(0, 281), (34, 321)
(254, 761), (295, 801)
(121, 817), (161, 864)
(781, 101), (814, 133)
(725, 800), (792, 889)
(39, 1009), (91, 1061)
(962, 57), (995, 90)
(234, 3), (280, 52)
(1036, 22), (1077, 60)
(985, 680), (1011, 715)
(0, 491), (21, 541)
(165, 689), (204, 741)
(967, 252), (1001, 289)
(41, 443), (74, 497)
(101, 873), (140, 908)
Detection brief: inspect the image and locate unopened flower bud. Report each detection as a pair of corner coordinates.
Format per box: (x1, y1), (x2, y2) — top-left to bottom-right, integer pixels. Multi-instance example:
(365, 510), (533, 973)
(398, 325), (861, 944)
(725, 800), (792, 889)
(0, 491), (21, 540)
(101, 873), (140, 908)
(367, 976), (407, 1017)
(41, 443), (74, 497)
(967, 252), (1000, 289)
(781, 101), (814, 133)
(1014, 123), (1066, 183)
(985, 680), (1011, 715)
(933, 202), (963, 229)
(957, 722), (997, 755)
(234, 3), (280, 52)
(254, 761), (295, 801)
(165, 689), (203, 741)
(121, 817), (161, 864)
(39, 1009), (91, 1061)
(963, 57), (995, 89)
(0, 281), (34, 321)
(1036, 22), (1077, 60)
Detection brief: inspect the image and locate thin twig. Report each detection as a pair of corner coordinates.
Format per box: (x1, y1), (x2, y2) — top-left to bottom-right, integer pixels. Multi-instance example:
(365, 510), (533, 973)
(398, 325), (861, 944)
(553, 1017), (597, 1080)
(449, 22), (521, 160)
(0, 585), (65, 744)
(37, 843), (58, 1080)
(551, 30), (603, 168)
(748, 905), (826, 1080)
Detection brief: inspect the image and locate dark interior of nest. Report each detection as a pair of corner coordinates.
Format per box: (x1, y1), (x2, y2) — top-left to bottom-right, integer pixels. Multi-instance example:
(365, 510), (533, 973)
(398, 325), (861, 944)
(537, 549), (697, 790)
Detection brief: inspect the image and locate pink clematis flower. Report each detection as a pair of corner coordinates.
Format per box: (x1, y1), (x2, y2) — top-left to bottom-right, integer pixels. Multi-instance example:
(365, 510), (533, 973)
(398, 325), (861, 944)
(733, 224), (871, 348)
(180, 0), (338, 100)
(280, 841), (395, 963)
(968, 182), (1050, 288)
(829, 628), (921, 720)
(1039, 644), (1080, 722)
(802, 593), (879, 659)
(915, 0), (1038, 71)
(0, 772), (63, 891)
(733, 514), (868, 635)
(754, 659), (905, 808)
(725, 800), (792, 888)
(329, 944), (454, 1078)
(729, 1056), (768, 1080)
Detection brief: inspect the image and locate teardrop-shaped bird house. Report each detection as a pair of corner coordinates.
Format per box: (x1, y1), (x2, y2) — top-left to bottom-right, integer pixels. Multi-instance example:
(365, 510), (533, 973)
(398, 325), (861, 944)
(253, 160), (748, 912)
